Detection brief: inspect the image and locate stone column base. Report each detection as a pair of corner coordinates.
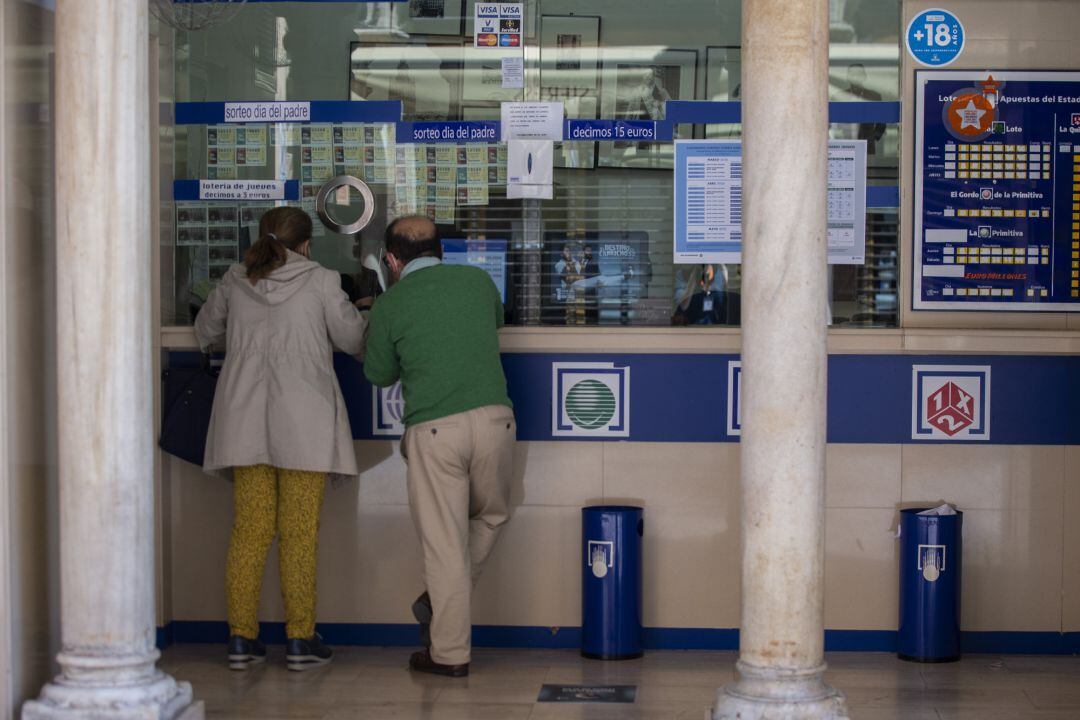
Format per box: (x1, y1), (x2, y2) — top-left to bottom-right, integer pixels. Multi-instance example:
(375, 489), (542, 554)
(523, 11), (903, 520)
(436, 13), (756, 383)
(712, 660), (850, 720)
(23, 674), (198, 720)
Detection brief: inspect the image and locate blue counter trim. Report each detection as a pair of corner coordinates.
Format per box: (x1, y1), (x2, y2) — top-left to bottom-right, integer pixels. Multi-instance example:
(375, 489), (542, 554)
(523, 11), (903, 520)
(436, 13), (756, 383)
(665, 100), (901, 125)
(157, 623), (175, 650)
(167, 352), (1080, 446)
(157, 622), (1080, 655)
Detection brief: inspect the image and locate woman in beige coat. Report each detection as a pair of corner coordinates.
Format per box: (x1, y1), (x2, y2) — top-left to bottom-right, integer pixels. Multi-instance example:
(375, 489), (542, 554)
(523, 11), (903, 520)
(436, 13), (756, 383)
(194, 206), (367, 672)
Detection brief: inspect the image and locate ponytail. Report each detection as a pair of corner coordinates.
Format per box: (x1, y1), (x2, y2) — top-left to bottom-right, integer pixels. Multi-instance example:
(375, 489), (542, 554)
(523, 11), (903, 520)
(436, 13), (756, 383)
(244, 233), (289, 284)
(244, 207), (314, 284)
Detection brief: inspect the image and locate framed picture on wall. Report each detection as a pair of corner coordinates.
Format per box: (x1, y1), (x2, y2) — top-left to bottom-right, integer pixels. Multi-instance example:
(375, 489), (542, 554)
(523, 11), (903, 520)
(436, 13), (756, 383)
(349, 41), (462, 121)
(539, 15), (601, 93)
(705, 45), (741, 139)
(400, 0), (464, 36)
(598, 48), (698, 169)
(540, 14), (601, 169)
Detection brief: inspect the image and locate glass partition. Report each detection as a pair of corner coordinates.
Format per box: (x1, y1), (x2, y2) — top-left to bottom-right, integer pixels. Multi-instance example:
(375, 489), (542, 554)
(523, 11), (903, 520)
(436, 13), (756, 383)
(165, 0), (900, 328)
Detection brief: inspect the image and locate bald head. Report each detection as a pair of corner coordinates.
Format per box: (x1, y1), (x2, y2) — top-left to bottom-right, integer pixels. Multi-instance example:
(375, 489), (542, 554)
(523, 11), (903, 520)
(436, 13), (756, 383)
(389, 215), (437, 244)
(384, 215), (442, 280)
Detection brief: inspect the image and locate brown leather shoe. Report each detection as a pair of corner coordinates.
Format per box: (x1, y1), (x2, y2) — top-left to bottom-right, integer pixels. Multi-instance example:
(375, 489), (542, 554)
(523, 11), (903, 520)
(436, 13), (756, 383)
(408, 649), (469, 678)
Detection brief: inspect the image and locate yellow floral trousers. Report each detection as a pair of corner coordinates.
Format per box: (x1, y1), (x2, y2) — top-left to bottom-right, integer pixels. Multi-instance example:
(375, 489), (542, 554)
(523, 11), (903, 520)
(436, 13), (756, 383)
(226, 465), (326, 640)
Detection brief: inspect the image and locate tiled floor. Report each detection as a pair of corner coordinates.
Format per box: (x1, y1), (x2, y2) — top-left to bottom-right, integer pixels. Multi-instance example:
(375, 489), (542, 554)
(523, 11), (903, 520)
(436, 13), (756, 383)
(160, 644), (1080, 719)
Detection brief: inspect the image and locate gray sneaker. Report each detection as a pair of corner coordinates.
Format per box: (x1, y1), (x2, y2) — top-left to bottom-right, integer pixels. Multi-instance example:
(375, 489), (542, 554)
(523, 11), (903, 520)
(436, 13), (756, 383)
(227, 635), (266, 671)
(285, 633), (333, 671)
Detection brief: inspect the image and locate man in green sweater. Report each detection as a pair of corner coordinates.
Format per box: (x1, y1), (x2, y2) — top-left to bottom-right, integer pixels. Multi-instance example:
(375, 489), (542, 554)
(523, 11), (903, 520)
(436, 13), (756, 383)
(364, 216), (515, 678)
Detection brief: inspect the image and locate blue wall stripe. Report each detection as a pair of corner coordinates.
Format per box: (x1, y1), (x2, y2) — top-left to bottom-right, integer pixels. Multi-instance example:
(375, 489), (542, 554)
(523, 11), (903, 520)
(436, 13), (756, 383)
(172, 179), (300, 201)
(167, 352), (1080, 446)
(157, 622), (1080, 655)
(665, 100), (901, 124)
(643, 627), (739, 650)
(174, 101), (402, 125)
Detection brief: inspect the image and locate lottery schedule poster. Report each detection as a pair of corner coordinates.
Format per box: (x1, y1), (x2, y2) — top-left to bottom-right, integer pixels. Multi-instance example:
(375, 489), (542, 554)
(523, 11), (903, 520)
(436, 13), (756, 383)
(914, 70), (1080, 311)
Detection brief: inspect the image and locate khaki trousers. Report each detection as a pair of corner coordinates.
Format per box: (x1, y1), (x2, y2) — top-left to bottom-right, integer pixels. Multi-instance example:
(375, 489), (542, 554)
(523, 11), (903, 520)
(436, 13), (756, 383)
(403, 404), (516, 665)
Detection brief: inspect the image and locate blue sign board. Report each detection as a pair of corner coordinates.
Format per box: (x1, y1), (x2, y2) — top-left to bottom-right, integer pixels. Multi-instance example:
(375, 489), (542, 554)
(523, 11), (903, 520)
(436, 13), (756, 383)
(441, 238), (508, 302)
(906, 9), (965, 67)
(914, 70), (1080, 311)
(564, 120), (662, 142)
(173, 179), (300, 202)
(174, 100), (402, 125)
(396, 121), (500, 144)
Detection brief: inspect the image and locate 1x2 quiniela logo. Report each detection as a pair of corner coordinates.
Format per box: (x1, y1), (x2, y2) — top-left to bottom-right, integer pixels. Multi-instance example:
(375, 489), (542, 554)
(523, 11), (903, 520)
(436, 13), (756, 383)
(372, 381), (405, 437)
(552, 362), (630, 437)
(911, 364), (991, 440)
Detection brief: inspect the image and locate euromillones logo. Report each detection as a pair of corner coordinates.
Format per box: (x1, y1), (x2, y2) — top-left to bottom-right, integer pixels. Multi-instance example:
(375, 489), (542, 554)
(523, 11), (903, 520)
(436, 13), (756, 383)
(552, 362), (630, 437)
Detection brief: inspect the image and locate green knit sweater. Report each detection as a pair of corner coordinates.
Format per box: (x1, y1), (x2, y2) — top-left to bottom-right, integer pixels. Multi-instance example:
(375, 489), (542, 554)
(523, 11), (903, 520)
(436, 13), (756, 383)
(363, 262), (511, 426)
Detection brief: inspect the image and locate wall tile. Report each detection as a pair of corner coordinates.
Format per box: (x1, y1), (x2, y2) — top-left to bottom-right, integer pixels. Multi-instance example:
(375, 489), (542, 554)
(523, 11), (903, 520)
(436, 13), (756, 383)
(1063, 447), (1080, 631)
(826, 444), (901, 509)
(602, 443), (738, 508)
(825, 508), (899, 630)
(960, 508), (1062, 631)
(901, 445), (1064, 511)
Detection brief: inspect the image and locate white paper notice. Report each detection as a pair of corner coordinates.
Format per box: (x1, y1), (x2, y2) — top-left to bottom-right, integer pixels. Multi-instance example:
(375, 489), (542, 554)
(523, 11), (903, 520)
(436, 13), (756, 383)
(507, 140), (554, 200)
(506, 140), (553, 185)
(502, 56), (524, 89)
(826, 140), (868, 265)
(507, 183), (554, 200)
(500, 102), (564, 141)
(673, 139), (868, 265)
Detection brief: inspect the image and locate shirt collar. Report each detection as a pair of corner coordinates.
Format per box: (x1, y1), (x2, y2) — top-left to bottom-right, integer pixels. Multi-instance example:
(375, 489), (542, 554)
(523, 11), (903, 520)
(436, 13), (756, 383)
(400, 256), (442, 280)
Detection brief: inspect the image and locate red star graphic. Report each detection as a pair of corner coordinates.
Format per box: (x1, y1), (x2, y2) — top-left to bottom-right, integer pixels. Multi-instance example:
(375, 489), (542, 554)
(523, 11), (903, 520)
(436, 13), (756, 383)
(981, 75), (1002, 94)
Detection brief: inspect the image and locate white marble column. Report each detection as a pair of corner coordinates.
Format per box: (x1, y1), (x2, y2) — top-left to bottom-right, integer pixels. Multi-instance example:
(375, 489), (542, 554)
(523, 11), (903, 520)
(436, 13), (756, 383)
(23, 1), (199, 718)
(713, 1), (849, 718)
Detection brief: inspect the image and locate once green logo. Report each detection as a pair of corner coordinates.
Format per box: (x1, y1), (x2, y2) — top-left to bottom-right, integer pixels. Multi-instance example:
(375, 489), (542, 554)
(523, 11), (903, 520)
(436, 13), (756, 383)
(565, 379), (616, 429)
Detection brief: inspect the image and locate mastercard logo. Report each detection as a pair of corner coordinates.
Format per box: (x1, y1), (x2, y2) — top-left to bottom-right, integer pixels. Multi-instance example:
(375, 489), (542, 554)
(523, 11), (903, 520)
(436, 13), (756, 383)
(476, 34), (498, 46)
(500, 33), (520, 47)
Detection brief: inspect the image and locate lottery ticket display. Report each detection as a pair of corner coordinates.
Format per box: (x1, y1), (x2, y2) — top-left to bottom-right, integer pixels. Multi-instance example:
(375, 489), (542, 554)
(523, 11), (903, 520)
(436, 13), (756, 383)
(914, 70), (1080, 310)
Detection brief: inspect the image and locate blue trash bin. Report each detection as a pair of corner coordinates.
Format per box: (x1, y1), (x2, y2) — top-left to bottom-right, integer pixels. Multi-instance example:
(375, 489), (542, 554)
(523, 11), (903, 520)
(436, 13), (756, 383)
(898, 507), (963, 662)
(581, 505), (643, 660)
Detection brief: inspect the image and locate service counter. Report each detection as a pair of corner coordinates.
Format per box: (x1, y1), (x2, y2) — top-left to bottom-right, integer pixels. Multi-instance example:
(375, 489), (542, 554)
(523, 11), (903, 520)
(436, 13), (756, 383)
(156, 325), (1080, 653)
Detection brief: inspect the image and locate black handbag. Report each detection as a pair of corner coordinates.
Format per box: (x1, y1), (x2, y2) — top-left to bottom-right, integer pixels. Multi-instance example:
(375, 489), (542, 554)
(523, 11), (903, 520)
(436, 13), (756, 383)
(159, 354), (219, 466)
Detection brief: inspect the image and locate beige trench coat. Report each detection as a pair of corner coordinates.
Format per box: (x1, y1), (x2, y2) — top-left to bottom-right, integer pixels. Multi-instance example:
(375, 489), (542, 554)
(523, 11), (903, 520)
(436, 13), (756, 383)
(194, 251), (367, 479)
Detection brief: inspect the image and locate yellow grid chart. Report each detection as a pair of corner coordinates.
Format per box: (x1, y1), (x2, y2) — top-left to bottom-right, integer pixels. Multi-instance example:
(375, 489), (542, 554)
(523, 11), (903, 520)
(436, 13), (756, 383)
(1073, 154), (1079, 297)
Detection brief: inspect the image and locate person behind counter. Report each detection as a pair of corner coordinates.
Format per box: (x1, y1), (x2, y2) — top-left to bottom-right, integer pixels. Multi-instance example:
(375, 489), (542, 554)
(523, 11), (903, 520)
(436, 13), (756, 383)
(364, 216), (516, 678)
(194, 206), (370, 672)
